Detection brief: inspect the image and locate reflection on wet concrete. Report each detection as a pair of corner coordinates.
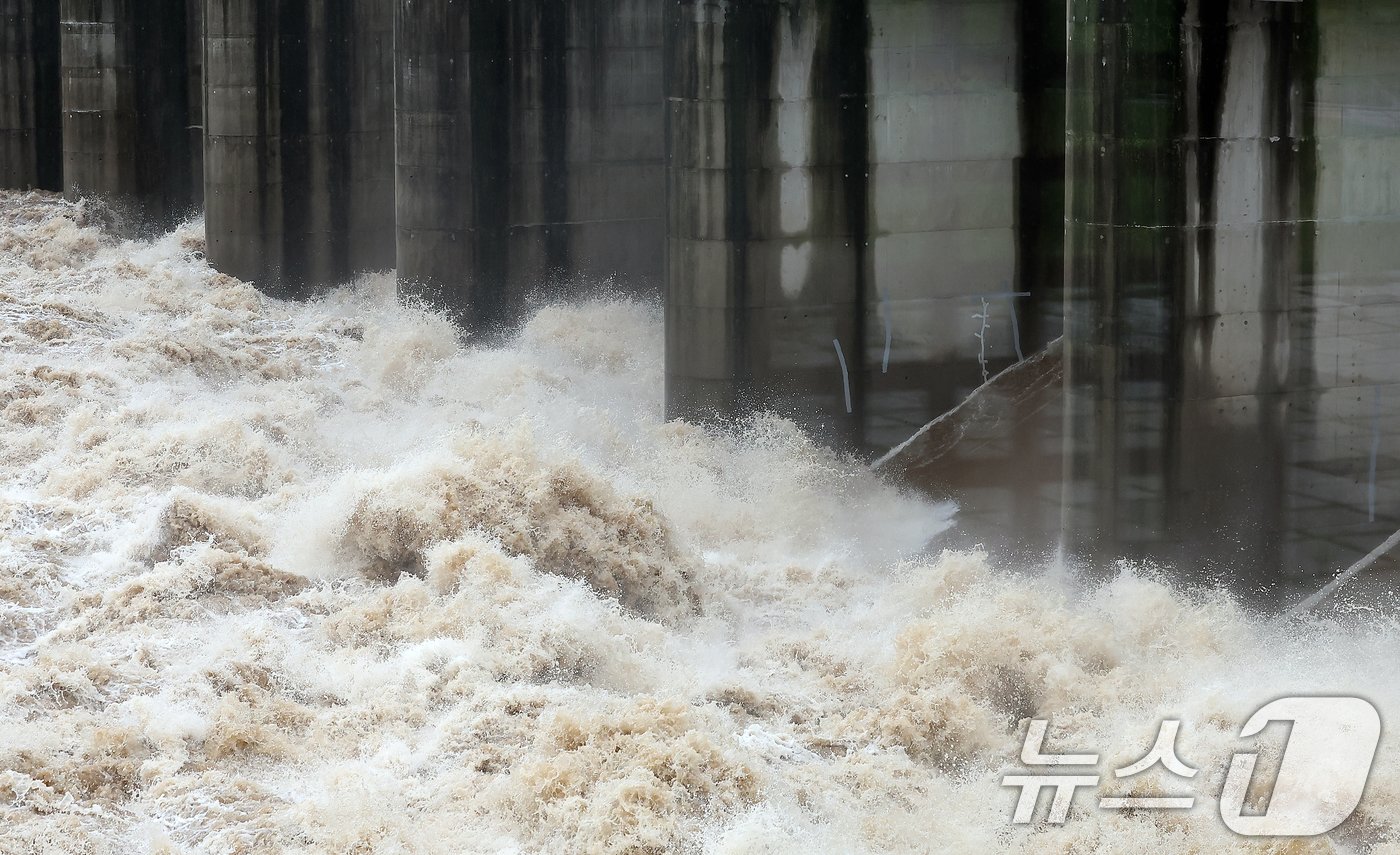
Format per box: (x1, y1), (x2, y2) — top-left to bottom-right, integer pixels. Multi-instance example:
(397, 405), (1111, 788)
(884, 0), (1400, 609)
(876, 340), (1066, 563)
(1061, 0), (1318, 601)
(664, 0), (1037, 454)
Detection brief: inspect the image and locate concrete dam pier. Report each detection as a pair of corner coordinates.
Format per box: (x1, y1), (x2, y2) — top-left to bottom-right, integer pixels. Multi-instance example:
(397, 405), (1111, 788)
(1059, 0), (1400, 599)
(1, 0), (62, 191)
(3, 0), (1399, 600)
(667, 0), (1056, 451)
(204, 0), (395, 294)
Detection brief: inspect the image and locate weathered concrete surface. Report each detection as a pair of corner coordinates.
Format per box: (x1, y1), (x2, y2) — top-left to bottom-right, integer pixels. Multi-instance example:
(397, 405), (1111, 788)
(665, 0), (1028, 453)
(396, 0), (665, 330)
(1, 0), (62, 190)
(60, 0), (195, 233)
(204, 0), (394, 295)
(878, 339), (1062, 475)
(1061, 0), (1400, 600)
(665, 0), (871, 450)
(186, 0), (204, 207)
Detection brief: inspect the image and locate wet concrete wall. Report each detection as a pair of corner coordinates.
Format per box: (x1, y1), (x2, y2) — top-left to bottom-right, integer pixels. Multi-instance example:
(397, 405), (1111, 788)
(1063, 0), (1311, 591)
(1, 0), (62, 190)
(863, 0), (1029, 449)
(1296, 0), (1400, 585)
(396, 0), (664, 330)
(1063, 0), (1400, 599)
(204, 0), (395, 295)
(60, 0), (195, 232)
(665, 0), (1029, 452)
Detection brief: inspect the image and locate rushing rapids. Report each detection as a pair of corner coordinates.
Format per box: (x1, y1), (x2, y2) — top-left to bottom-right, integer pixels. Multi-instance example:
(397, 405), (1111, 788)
(0, 191), (1397, 853)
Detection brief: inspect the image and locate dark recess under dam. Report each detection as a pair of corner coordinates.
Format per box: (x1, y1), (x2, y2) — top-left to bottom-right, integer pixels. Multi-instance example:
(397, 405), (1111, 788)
(2, 0), (1400, 607)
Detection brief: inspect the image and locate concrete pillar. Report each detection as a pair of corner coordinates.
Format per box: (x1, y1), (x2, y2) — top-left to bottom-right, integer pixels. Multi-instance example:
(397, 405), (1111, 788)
(204, 0), (394, 296)
(395, 0), (665, 330)
(1063, 0), (1326, 594)
(864, 0), (1026, 447)
(666, 0), (1026, 452)
(1, 0), (62, 190)
(1295, 0), (1400, 588)
(60, 0), (195, 232)
(1018, 0), (1069, 350)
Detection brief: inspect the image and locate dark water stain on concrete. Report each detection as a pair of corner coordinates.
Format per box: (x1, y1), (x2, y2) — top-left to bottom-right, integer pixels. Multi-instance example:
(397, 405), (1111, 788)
(720, 1), (783, 389)
(808, 0), (872, 439)
(32, 1), (63, 191)
(325, 2), (354, 285)
(275, 0), (312, 289)
(540, 0), (571, 277)
(467, 0), (514, 329)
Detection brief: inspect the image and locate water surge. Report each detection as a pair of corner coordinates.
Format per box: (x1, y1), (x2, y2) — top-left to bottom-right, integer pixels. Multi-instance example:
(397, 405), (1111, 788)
(0, 192), (1396, 853)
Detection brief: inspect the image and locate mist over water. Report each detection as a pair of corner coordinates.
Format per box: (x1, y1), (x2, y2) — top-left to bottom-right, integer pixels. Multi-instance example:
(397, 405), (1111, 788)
(1, 191), (1398, 853)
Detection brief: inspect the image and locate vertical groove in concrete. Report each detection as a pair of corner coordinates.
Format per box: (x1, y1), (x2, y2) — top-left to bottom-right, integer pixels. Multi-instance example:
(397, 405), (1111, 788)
(1, 0), (62, 190)
(811, 0), (872, 442)
(204, 0), (394, 297)
(395, 0), (665, 331)
(665, 0), (874, 450)
(60, 0), (195, 233)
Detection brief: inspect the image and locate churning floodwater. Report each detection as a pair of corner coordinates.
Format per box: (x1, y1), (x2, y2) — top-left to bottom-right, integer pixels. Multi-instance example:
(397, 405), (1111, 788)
(1, 191), (1398, 853)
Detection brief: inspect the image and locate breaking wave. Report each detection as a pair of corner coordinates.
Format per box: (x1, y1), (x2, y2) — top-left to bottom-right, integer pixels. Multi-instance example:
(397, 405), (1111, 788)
(1, 191), (1397, 853)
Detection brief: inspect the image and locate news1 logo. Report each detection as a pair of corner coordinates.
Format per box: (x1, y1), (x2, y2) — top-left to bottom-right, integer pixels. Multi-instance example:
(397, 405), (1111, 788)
(1002, 697), (1381, 836)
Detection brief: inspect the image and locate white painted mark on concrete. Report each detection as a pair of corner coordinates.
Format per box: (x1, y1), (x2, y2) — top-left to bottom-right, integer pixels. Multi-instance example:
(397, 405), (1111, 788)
(833, 338), (853, 415)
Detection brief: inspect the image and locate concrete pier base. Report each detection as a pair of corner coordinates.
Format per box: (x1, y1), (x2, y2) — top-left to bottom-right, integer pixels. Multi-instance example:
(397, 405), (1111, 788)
(60, 0), (195, 232)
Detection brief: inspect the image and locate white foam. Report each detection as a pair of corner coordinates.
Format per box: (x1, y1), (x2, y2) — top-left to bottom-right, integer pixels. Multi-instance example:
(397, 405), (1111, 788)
(0, 192), (1396, 853)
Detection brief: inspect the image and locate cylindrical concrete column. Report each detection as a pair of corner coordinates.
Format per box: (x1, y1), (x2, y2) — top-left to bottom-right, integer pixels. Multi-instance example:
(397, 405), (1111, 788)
(1, 0), (62, 190)
(1063, 0), (1322, 593)
(395, 0), (665, 330)
(204, 0), (394, 296)
(60, 0), (195, 232)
